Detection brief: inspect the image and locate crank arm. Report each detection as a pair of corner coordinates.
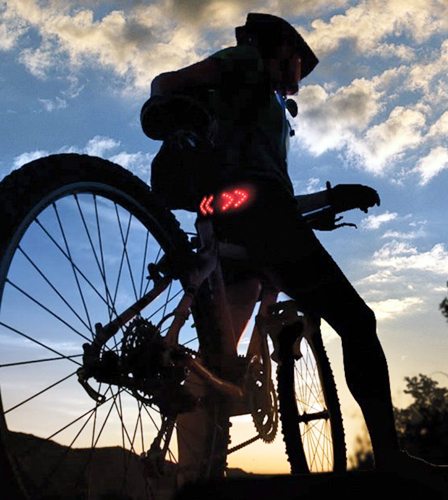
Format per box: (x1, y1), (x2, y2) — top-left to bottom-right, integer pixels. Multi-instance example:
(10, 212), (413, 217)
(185, 357), (245, 400)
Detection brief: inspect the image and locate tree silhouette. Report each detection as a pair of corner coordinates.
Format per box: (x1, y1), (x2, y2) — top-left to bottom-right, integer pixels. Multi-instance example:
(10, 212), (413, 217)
(351, 374), (448, 469)
(395, 374), (448, 464)
(439, 281), (448, 320)
(440, 294), (448, 321)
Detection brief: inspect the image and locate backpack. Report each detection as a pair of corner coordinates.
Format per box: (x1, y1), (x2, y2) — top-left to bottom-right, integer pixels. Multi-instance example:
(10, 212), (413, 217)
(141, 94), (218, 211)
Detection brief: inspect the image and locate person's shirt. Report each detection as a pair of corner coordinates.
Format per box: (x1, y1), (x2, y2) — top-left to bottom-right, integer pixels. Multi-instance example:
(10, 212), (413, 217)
(203, 44), (295, 196)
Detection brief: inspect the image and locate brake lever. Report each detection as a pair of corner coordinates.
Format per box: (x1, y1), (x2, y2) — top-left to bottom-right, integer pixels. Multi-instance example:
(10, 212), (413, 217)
(333, 215), (357, 229)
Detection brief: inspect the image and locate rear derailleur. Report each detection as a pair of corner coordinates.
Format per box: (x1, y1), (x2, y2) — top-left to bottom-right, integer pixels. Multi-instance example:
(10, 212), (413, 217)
(77, 317), (197, 415)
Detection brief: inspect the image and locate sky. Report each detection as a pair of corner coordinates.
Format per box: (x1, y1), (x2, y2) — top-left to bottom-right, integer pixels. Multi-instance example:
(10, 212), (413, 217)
(1, 0), (448, 473)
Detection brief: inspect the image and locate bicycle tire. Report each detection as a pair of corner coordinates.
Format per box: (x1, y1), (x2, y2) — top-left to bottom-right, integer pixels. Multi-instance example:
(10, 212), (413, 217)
(277, 318), (346, 474)
(0, 153), (228, 498)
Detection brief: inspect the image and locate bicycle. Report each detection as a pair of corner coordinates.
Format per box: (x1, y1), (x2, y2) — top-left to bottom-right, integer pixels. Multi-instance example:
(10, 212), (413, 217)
(0, 153), (346, 499)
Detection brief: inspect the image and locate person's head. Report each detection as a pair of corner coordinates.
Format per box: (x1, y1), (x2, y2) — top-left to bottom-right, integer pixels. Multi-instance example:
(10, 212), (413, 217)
(235, 13), (318, 95)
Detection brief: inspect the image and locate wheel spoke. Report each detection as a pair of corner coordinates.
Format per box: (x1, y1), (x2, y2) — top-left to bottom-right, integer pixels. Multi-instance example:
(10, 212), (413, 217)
(114, 205), (138, 302)
(280, 330), (343, 473)
(0, 354), (82, 368)
(0, 321), (82, 367)
(52, 202), (93, 334)
(139, 232), (150, 299)
(93, 195), (113, 320)
(5, 279), (91, 344)
(143, 246), (162, 296)
(34, 218), (113, 312)
(4, 369), (78, 414)
(14, 387), (113, 463)
(39, 400), (98, 492)
(0, 163), (212, 498)
(74, 194), (116, 321)
(17, 245), (92, 332)
(145, 288), (183, 323)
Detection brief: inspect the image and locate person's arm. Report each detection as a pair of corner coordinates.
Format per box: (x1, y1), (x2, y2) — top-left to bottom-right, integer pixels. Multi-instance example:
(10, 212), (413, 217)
(295, 190), (330, 214)
(296, 182), (380, 215)
(298, 182), (381, 231)
(151, 57), (222, 96)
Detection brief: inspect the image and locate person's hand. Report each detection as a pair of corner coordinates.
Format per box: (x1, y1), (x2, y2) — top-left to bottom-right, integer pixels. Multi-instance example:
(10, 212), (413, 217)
(328, 183), (380, 214)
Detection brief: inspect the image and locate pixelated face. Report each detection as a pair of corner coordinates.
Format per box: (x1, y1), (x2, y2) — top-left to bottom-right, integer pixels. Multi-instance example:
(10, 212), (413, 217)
(265, 42), (302, 96)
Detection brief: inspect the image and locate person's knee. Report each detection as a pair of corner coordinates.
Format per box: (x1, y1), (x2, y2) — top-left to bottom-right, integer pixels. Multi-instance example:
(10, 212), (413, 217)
(359, 304), (376, 331)
(339, 302), (377, 342)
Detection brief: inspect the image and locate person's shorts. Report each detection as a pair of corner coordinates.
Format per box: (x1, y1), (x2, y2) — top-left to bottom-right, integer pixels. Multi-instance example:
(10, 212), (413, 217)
(213, 180), (321, 267)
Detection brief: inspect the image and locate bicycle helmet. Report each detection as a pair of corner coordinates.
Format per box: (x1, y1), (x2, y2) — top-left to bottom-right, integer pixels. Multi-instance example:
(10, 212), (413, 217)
(235, 13), (318, 79)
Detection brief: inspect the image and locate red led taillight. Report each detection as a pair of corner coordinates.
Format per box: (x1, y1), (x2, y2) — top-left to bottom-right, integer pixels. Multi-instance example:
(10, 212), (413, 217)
(199, 186), (252, 216)
(199, 194), (215, 216)
(218, 188), (249, 212)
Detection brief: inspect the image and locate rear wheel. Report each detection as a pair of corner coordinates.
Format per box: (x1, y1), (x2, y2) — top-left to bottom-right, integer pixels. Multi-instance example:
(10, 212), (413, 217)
(0, 154), (228, 499)
(277, 317), (346, 473)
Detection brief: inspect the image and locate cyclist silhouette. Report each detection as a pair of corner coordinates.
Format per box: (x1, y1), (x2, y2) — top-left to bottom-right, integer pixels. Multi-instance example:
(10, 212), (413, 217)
(142, 12), (447, 492)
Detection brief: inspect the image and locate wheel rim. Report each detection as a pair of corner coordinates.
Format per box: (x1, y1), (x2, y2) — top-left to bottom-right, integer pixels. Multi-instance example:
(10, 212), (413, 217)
(293, 335), (336, 472)
(0, 186), (203, 498)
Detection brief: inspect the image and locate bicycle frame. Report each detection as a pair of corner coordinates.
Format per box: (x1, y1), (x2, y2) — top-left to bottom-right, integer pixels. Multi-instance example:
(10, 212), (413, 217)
(82, 216), (304, 411)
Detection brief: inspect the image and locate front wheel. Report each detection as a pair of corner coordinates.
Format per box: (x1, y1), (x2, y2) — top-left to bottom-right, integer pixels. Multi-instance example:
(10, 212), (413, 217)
(0, 154), (228, 499)
(277, 316), (346, 473)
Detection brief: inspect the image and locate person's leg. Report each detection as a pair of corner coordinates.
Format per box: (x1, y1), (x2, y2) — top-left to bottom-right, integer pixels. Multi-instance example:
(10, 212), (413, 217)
(272, 246), (399, 464)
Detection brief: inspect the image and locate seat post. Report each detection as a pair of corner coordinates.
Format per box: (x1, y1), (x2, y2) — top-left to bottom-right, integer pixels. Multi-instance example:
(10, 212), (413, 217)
(195, 218), (238, 358)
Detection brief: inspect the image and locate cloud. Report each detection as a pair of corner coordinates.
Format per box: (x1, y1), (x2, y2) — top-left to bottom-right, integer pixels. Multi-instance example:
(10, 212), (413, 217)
(305, 0), (448, 57)
(8, 0), (339, 89)
(85, 136), (120, 157)
(407, 39), (448, 94)
(292, 35), (447, 182)
(375, 42), (415, 61)
(356, 269), (400, 285)
(293, 77), (382, 155)
(12, 150), (49, 171)
(8, 136), (153, 180)
(39, 97), (68, 112)
(167, 0), (348, 26)
(0, 2), (28, 50)
(8, 0), (442, 92)
(361, 211), (397, 230)
(295, 82), (429, 178)
(109, 151), (155, 178)
(414, 146), (448, 185)
(381, 229), (425, 240)
(349, 105), (427, 175)
(368, 296), (424, 321)
(4, 0), (193, 89)
(18, 41), (57, 79)
(303, 177), (322, 194)
(372, 240), (448, 275)
(427, 111), (448, 140)
(2, 0), (447, 187)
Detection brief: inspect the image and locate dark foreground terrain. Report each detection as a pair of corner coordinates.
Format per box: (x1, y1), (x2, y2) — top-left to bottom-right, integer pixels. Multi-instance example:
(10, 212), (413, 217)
(176, 469), (447, 500)
(1, 431), (446, 500)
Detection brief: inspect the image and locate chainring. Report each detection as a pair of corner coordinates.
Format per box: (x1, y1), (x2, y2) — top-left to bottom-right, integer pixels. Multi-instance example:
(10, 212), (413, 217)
(245, 356), (278, 443)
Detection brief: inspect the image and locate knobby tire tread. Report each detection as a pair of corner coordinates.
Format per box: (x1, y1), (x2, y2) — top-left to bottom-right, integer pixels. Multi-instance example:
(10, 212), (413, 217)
(0, 153), (228, 491)
(277, 326), (346, 474)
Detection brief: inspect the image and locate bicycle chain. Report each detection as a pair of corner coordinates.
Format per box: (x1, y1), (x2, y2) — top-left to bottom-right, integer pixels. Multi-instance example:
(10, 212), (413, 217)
(147, 341), (278, 474)
(227, 434), (261, 454)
